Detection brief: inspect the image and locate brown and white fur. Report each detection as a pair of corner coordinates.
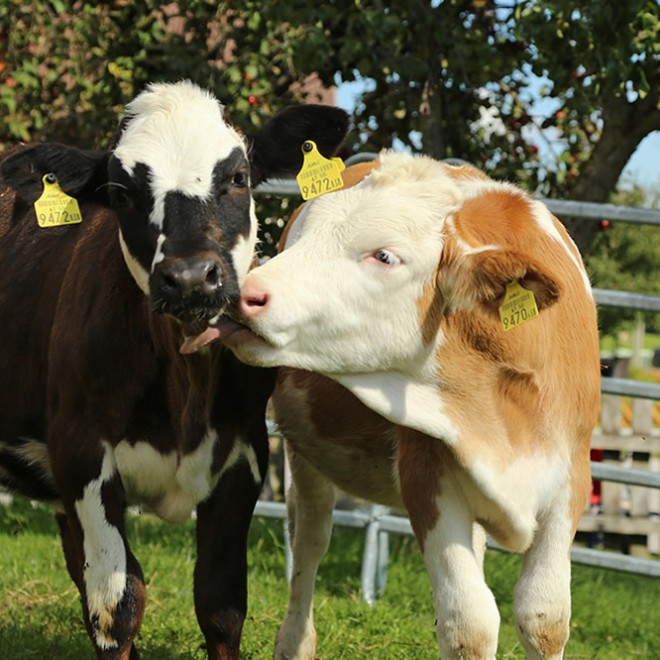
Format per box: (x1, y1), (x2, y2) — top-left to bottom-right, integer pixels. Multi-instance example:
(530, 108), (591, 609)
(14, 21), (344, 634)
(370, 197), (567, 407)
(223, 154), (600, 659)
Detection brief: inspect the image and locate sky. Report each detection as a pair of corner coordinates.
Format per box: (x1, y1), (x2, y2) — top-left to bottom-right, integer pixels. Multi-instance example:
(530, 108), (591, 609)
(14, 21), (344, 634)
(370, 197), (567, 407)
(621, 132), (660, 192)
(336, 82), (660, 204)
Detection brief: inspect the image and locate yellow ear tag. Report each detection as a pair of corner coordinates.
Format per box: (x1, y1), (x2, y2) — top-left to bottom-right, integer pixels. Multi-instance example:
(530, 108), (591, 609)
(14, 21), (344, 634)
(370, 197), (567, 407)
(499, 281), (539, 332)
(34, 174), (83, 228)
(296, 140), (345, 201)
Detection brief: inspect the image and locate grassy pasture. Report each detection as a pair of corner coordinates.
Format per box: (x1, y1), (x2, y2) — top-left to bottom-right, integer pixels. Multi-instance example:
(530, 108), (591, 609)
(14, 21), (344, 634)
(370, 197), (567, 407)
(0, 497), (658, 659)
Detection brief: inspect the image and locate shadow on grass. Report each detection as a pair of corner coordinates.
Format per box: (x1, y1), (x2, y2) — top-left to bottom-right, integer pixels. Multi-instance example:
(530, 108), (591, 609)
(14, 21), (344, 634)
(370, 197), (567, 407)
(0, 628), (87, 660)
(0, 623), (211, 659)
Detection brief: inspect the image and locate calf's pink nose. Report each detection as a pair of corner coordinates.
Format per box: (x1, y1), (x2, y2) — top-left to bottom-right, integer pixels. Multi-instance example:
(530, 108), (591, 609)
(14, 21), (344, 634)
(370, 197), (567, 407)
(240, 284), (270, 318)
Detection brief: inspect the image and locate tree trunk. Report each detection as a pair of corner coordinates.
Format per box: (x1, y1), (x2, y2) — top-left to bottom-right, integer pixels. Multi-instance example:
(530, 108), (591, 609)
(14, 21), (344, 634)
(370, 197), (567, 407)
(420, 79), (448, 160)
(564, 87), (660, 255)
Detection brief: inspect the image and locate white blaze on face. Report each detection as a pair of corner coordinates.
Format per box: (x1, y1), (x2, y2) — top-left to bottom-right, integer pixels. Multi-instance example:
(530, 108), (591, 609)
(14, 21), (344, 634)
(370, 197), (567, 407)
(231, 200), (259, 285)
(151, 233), (167, 271)
(114, 81), (248, 230)
(74, 442), (126, 649)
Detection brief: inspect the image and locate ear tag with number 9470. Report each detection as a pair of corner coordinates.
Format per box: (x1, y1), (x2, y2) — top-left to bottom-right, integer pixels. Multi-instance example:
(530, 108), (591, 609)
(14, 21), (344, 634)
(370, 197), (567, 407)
(499, 280), (538, 332)
(296, 140), (345, 201)
(34, 173), (83, 228)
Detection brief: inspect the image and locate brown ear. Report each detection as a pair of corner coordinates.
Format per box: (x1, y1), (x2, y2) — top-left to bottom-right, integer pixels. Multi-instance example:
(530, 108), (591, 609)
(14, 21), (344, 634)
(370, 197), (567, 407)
(442, 246), (561, 313)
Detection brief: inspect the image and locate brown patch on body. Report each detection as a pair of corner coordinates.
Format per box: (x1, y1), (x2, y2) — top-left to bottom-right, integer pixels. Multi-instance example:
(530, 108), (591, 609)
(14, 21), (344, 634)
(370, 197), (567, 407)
(397, 426), (445, 551)
(431, 306), (547, 470)
(279, 368), (391, 443)
(273, 368), (400, 506)
(416, 274), (446, 346)
(430, 178), (600, 466)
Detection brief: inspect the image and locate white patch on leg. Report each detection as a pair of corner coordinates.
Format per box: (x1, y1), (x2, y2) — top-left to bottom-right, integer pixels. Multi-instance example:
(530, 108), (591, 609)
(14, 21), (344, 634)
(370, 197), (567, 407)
(514, 487), (574, 659)
(217, 437), (262, 486)
(74, 442), (127, 650)
(422, 489), (499, 659)
(274, 453), (336, 660)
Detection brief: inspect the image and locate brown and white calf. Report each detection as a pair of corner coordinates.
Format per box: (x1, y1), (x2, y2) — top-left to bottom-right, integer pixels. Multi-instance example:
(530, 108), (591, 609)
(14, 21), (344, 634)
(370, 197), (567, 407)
(223, 154), (601, 659)
(0, 80), (347, 659)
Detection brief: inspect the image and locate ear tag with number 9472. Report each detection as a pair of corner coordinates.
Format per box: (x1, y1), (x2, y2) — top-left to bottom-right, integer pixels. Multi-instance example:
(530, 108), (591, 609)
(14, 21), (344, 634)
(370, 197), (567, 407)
(34, 173), (83, 228)
(296, 140), (345, 201)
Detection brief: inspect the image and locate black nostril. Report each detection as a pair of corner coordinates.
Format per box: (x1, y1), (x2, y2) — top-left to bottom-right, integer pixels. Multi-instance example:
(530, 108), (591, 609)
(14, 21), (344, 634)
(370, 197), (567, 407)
(160, 272), (179, 293)
(153, 257), (225, 312)
(203, 263), (221, 289)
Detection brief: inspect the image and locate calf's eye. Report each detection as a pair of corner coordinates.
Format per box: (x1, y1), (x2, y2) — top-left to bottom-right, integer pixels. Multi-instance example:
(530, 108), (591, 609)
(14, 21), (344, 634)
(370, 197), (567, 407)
(373, 249), (401, 266)
(232, 172), (248, 187)
(108, 184), (134, 209)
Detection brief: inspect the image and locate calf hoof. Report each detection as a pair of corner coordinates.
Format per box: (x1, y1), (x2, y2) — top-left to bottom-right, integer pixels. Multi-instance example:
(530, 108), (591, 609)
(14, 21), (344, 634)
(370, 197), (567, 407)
(274, 624), (317, 660)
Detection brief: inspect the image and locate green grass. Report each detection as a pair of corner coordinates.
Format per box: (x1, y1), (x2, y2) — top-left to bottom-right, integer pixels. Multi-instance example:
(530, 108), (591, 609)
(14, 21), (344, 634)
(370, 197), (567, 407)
(1, 498), (658, 659)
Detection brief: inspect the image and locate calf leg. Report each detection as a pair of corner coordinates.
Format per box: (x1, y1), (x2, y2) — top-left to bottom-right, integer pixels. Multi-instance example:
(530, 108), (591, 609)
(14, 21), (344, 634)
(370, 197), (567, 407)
(514, 455), (590, 659)
(54, 443), (146, 660)
(274, 442), (336, 660)
(194, 436), (268, 660)
(398, 429), (499, 660)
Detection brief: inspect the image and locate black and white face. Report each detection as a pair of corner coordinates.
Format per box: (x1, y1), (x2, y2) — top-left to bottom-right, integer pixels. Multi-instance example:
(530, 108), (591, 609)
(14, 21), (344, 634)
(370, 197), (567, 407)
(109, 81), (258, 330)
(0, 79), (350, 345)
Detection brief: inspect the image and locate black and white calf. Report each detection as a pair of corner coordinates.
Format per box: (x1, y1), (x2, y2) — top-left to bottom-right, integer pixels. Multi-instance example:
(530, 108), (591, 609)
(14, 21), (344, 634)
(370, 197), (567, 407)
(0, 80), (348, 659)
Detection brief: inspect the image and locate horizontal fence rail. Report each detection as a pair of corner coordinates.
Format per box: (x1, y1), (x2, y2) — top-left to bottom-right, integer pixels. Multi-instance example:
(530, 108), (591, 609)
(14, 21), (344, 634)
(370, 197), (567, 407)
(542, 199), (660, 227)
(594, 288), (660, 313)
(255, 495), (660, 603)
(600, 377), (660, 401)
(256, 151), (660, 228)
(591, 462), (660, 489)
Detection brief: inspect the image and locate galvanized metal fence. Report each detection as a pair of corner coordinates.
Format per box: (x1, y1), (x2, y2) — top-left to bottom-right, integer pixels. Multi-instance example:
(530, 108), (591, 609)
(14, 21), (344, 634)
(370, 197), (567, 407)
(254, 155), (660, 599)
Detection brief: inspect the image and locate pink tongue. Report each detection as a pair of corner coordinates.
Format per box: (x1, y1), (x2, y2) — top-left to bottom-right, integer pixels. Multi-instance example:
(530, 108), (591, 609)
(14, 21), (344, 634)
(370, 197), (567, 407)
(180, 327), (222, 354)
(179, 317), (245, 354)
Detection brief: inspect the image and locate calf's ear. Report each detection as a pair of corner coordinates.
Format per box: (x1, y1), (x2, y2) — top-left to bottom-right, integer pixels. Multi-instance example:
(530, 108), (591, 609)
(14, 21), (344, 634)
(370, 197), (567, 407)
(1, 144), (110, 204)
(443, 247), (561, 314)
(247, 104), (350, 186)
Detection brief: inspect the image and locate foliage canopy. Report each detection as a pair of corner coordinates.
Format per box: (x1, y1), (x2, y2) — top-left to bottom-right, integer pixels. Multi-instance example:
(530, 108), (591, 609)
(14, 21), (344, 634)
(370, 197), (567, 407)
(1, 0), (658, 264)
